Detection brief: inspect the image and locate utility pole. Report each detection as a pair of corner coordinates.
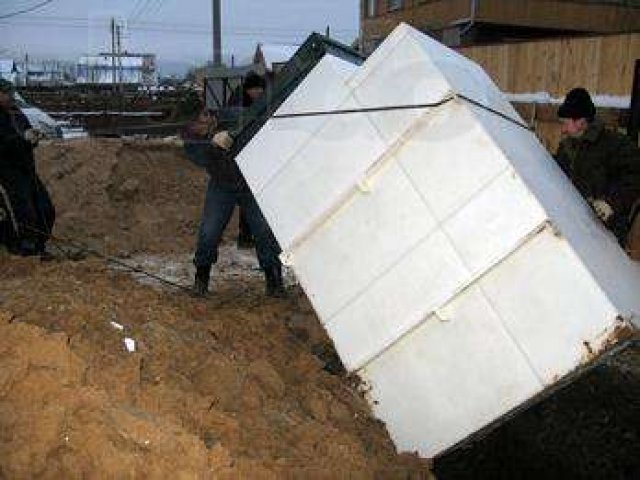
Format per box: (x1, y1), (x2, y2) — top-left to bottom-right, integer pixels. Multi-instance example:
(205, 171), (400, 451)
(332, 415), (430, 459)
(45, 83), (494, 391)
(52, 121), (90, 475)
(116, 22), (123, 92)
(212, 0), (222, 66)
(111, 17), (117, 93)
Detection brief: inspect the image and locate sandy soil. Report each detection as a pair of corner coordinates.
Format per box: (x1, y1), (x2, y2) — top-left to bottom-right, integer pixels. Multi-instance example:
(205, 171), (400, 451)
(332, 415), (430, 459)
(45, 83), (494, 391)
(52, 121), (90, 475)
(0, 139), (433, 479)
(35, 138), (210, 256)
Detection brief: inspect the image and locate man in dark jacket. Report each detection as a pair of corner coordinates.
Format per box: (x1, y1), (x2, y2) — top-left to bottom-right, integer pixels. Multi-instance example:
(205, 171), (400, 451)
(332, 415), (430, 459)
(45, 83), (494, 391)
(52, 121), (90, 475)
(231, 72), (268, 249)
(182, 106), (284, 297)
(0, 79), (55, 256)
(555, 87), (640, 250)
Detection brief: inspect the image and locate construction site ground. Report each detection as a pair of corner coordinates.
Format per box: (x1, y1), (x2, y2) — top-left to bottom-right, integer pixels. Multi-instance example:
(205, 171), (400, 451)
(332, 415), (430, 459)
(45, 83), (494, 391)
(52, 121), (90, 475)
(0, 139), (433, 479)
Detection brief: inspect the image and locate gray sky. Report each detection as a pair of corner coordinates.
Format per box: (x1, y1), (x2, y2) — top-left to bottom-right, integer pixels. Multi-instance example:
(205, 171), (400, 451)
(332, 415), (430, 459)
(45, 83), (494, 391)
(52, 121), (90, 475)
(0, 0), (360, 73)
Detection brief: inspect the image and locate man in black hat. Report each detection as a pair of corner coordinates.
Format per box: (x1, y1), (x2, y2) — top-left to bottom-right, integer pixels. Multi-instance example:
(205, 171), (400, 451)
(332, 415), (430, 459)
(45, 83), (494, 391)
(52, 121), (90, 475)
(233, 71), (268, 250)
(0, 79), (55, 256)
(555, 87), (640, 251)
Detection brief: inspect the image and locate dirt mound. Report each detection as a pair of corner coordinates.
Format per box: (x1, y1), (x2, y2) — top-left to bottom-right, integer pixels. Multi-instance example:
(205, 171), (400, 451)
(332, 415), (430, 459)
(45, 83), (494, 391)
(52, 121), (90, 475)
(2, 140), (433, 477)
(0, 257), (431, 476)
(36, 139), (216, 256)
(0, 315), (212, 479)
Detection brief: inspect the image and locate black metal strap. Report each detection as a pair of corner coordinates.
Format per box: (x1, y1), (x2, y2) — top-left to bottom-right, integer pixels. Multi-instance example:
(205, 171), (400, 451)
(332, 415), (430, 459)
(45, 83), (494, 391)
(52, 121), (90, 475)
(270, 93), (532, 132)
(271, 96), (455, 119)
(458, 94), (532, 131)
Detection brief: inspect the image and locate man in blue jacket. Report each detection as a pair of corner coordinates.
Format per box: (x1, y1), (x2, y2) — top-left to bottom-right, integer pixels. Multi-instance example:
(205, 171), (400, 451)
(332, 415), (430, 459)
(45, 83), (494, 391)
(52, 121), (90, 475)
(182, 106), (284, 297)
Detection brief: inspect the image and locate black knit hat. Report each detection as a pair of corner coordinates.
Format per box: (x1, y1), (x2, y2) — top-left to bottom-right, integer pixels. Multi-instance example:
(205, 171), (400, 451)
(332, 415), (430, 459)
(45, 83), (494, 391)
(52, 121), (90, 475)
(558, 88), (596, 121)
(243, 71), (266, 91)
(0, 79), (15, 94)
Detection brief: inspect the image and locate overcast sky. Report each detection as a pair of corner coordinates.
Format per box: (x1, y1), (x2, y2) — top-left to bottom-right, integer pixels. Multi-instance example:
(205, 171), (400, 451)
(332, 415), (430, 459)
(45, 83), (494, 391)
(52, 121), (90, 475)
(0, 0), (360, 73)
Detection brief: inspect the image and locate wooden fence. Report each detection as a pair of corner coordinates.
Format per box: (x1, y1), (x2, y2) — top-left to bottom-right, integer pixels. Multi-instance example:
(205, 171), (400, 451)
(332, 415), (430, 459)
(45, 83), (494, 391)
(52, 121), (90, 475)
(459, 33), (640, 150)
(460, 32), (640, 96)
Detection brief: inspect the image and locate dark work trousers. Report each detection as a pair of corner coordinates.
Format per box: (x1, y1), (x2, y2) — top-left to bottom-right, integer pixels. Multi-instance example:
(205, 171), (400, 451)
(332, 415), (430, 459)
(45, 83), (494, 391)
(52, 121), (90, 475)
(237, 206), (254, 244)
(0, 174), (54, 252)
(194, 181), (281, 271)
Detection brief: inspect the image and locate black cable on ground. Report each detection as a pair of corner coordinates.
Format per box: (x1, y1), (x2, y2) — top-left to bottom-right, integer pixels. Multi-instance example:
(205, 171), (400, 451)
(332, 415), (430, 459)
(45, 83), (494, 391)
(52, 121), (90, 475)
(21, 224), (194, 294)
(19, 224), (286, 309)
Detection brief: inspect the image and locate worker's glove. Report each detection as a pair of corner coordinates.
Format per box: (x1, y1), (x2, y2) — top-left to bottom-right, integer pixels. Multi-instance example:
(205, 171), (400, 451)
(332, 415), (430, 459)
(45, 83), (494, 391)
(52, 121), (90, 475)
(212, 131), (233, 151)
(591, 198), (614, 222)
(24, 129), (44, 144)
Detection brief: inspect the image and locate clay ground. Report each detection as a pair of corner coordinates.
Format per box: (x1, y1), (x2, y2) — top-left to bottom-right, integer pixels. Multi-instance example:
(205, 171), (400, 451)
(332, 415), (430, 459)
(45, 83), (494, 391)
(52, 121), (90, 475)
(0, 139), (433, 479)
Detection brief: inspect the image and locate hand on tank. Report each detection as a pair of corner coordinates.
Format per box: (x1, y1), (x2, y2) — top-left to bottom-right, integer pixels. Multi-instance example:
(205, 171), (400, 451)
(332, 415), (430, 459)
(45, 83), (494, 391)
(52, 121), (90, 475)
(24, 128), (45, 144)
(212, 131), (233, 151)
(590, 198), (614, 222)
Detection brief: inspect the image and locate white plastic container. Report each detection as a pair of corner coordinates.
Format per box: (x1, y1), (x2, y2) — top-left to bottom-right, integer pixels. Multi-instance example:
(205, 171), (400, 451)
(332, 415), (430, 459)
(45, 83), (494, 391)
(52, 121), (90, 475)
(236, 23), (640, 458)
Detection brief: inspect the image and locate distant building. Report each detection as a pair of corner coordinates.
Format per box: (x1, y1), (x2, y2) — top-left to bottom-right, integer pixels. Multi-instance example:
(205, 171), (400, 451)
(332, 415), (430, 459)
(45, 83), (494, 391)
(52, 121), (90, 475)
(251, 44), (299, 74)
(361, 0), (640, 53)
(0, 59), (20, 85)
(198, 64), (254, 111)
(24, 63), (64, 87)
(76, 54), (158, 86)
(198, 44), (299, 110)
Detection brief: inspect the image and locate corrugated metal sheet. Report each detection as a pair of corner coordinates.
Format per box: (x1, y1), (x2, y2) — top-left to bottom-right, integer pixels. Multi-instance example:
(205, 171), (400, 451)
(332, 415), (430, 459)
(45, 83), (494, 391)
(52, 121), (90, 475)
(229, 33), (363, 157)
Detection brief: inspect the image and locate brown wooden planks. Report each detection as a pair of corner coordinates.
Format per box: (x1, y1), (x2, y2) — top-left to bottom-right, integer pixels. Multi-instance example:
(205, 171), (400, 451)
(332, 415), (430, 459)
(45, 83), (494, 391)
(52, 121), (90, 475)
(460, 33), (640, 96)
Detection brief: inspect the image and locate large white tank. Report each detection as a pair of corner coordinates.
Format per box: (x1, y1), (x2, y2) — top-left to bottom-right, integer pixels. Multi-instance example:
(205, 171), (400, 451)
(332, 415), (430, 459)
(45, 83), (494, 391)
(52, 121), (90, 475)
(236, 23), (640, 458)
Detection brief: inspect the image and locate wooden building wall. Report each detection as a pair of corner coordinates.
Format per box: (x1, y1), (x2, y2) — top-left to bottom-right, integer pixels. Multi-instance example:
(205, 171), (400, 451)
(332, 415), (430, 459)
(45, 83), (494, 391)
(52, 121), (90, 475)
(475, 0), (640, 33)
(362, 0), (640, 47)
(460, 33), (640, 151)
(460, 32), (640, 97)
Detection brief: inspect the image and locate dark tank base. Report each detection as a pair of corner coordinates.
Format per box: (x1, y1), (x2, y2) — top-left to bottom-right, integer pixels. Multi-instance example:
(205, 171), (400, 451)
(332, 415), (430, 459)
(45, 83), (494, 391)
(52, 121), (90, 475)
(434, 340), (640, 480)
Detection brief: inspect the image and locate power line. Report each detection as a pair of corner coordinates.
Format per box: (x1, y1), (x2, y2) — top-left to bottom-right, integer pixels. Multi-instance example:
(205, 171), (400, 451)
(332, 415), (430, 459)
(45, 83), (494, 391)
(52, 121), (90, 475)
(147, 0), (167, 19)
(130, 0), (165, 24)
(4, 14), (356, 36)
(130, 0), (155, 23)
(2, 18), (336, 40)
(4, 21), (355, 41)
(128, 0), (146, 21)
(0, 0), (53, 19)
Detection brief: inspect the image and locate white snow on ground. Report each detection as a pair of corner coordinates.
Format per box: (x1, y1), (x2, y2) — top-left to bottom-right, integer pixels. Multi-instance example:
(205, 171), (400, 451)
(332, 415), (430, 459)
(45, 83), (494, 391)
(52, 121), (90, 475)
(112, 244), (296, 291)
(124, 338), (136, 352)
(506, 92), (631, 109)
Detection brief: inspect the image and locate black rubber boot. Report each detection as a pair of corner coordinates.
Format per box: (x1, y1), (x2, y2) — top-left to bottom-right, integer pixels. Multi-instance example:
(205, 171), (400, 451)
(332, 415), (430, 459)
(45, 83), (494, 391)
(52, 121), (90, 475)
(17, 238), (39, 256)
(236, 233), (255, 250)
(237, 208), (255, 250)
(39, 249), (56, 262)
(194, 265), (212, 297)
(265, 265), (286, 298)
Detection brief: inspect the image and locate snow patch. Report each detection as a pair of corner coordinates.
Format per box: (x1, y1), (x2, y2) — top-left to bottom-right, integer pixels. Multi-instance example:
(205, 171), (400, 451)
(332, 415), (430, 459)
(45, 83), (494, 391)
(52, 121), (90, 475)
(110, 321), (124, 331)
(506, 92), (631, 109)
(124, 338), (136, 352)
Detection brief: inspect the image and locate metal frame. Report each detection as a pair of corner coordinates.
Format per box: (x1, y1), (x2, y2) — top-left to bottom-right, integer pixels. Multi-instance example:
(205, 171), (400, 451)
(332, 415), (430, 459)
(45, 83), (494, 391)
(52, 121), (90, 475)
(228, 33), (364, 157)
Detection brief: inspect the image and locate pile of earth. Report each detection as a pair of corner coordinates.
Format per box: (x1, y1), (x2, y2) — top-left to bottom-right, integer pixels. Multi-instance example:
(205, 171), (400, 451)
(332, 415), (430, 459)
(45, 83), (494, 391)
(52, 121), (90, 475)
(0, 139), (433, 478)
(35, 138), (219, 256)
